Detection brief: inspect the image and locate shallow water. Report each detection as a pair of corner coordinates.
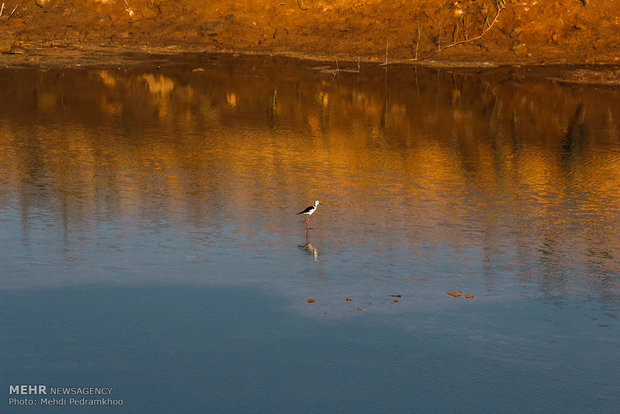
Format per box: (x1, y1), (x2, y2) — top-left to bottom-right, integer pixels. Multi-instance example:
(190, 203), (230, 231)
(1, 56), (619, 413)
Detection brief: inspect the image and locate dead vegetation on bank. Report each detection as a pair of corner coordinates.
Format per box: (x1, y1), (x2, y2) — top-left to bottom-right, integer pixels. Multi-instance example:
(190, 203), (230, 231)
(0, 0), (619, 68)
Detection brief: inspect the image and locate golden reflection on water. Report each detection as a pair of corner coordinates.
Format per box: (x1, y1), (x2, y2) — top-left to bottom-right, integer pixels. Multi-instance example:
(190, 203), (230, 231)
(0, 58), (619, 287)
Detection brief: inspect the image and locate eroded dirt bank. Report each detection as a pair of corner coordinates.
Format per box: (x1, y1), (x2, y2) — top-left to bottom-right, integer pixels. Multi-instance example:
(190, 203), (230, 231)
(0, 0), (619, 69)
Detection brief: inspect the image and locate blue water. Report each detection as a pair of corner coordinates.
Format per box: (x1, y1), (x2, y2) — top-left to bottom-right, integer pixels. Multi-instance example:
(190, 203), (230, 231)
(3, 285), (617, 413)
(1, 58), (619, 413)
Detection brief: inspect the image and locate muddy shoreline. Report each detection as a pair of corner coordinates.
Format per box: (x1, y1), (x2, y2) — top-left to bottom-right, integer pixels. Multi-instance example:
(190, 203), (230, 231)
(2, 44), (619, 89)
(0, 0), (619, 84)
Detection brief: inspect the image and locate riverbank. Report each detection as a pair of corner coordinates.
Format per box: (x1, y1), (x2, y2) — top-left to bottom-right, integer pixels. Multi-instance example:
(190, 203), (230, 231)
(1, 0), (619, 68)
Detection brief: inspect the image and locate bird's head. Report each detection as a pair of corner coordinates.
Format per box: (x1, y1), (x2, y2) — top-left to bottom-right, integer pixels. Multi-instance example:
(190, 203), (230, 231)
(314, 200), (320, 206)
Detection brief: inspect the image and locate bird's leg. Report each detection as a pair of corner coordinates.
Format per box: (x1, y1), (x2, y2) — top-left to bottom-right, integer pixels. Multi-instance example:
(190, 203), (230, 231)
(306, 216), (310, 228)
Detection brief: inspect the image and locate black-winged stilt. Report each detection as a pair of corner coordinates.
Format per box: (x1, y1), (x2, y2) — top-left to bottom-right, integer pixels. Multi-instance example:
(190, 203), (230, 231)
(297, 200), (319, 229)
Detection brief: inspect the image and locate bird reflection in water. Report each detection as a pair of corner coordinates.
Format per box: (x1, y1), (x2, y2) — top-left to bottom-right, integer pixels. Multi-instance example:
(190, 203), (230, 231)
(299, 229), (318, 261)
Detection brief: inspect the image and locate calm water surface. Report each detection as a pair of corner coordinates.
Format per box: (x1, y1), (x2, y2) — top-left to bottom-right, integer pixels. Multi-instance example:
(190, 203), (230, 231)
(1, 56), (619, 413)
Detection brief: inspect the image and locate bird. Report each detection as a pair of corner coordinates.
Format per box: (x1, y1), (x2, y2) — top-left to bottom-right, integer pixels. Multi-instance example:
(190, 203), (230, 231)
(297, 200), (319, 229)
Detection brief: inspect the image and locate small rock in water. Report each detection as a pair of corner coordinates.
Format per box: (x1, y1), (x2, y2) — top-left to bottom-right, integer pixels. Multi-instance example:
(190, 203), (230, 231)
(35, 0), (50, 7)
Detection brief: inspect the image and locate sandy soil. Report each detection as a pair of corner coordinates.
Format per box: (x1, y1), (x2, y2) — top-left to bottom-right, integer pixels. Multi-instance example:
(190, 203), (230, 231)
(0, 0), (619, 73)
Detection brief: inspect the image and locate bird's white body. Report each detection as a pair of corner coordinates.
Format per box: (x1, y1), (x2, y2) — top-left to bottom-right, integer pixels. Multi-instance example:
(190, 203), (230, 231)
(298, 200), (319, 216)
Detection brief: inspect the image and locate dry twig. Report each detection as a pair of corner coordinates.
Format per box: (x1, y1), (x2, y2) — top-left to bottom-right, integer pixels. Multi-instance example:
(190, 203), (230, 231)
(407, 0), (507, 63)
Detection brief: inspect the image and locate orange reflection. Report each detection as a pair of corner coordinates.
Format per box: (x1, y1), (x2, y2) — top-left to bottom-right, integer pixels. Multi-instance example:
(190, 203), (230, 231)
(0, 58), (618, 292)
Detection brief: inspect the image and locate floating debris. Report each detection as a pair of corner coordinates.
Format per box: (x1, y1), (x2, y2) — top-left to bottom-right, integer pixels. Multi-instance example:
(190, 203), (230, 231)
(307, 298), (316, 303)
(345, 298), (352, 301)
(357, 307), (363, 311)
(393, 299), (399, 303)
(447, 291), (475, 298)
(389, 294), (402, 297)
